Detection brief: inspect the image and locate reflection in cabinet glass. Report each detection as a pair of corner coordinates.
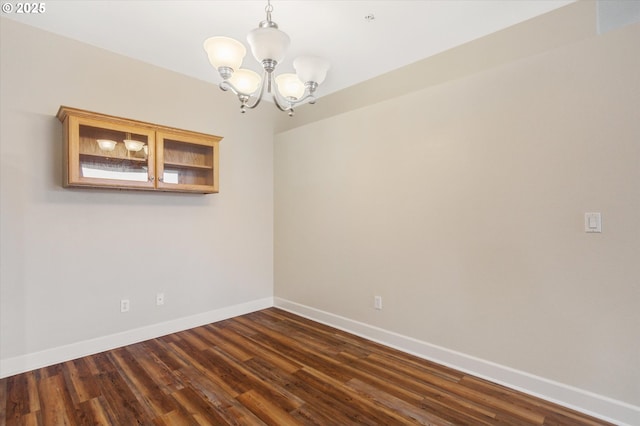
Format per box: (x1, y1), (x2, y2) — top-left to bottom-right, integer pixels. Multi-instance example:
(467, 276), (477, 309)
(58, 107), (222, 193)
(79, 124), (151, 184)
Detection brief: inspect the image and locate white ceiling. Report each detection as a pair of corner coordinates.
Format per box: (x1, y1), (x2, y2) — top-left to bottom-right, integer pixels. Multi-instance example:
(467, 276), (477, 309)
(4, 0), (574, 97)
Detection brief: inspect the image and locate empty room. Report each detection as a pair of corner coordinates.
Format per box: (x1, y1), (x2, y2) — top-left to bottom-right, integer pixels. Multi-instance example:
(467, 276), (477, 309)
(1, 0), (638, 424)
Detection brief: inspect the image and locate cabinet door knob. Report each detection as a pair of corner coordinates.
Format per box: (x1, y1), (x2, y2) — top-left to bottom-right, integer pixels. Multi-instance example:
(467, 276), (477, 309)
(158, 177), (164, 182)
(149, 176), (155, 182)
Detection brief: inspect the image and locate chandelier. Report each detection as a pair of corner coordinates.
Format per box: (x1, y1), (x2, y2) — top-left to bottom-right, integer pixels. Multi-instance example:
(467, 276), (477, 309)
(203, 0), (330, 116)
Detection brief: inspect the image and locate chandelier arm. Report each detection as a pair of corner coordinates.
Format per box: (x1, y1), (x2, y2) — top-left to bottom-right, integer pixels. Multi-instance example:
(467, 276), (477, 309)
(271, 95), (295, 117)
(219, 79), (242, 96)
(242, 70), (269, 110)
(217, 71), (268, 111)
(271, 82), (316, 108)
(288, 93), (318, 107)
(271, 82), (295, 112)
(272, 94), (293, 112)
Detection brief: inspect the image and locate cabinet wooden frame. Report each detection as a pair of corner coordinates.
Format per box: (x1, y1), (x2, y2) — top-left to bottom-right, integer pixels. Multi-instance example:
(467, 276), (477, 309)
(57, 106), (222, 194)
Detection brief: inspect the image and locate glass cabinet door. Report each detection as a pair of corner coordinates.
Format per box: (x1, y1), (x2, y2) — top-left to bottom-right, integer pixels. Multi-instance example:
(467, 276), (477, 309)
(67, 116), (155, 189)
(155, 130), (219, 193)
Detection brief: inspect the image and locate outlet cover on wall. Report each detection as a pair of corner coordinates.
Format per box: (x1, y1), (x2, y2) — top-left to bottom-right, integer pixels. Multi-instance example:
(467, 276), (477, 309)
(120, 299), (130, 313)
(374, 296), (383, 310)
(156, 293), (165, 306)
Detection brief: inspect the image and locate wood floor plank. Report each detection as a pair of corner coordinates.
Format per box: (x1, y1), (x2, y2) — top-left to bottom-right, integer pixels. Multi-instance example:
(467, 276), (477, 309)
(138, 339), (189, 372)
(81, 356), (101, 377)
(108, 347), (177, 418)
(170, 387), (230, 425)
(125, 342), (185, 395)
(458, 376), (607, 426)
(7, 412), (39, 426)
(289, 404), (348, 426)
(176, 329), (211, 352)
(78, 396), (117, 426)
(94, 368), (153, 425)
(172, 366), (267, 426)
(1, 308), (615, 426)
(236, 389), (301, 426)
(346, 377), (455, 425)
(153, 408), (198, 426)
(60, 359), (94, 405)
(240, 357), (358, 425)
(204, 346), (305, 413)
(211, 324), (303, 374)
(37, 374), (75, 426)
(0, 378), (6, 426)
(351, 353), (499, 421)
(368, 349), (465, 383)
(200, 324), (256, 362)
(168, 345), (241, 399)
(4, 374), (29, 424)
(339, 353), (493, 426)
(296, 366), (423, 425)
(236, 316), (357, 383)
(242, 356), (376, 426)
(23, 374), (39, 417)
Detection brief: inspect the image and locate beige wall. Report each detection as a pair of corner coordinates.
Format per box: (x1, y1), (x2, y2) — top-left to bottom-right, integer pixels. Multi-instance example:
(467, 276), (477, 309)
(0, 19), (274, 361)
(274, 18), (640, 407)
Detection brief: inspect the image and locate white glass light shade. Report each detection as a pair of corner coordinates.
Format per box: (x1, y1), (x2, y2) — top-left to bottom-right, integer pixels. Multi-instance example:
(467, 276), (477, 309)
(275, 73), (305, 99)
(124, 139), (144, 152)
(229, 68), (261, 94)
(294, 56), (330, 84)
(96, 139), (117, 151)
(203, 36), (246, 70)
(247, 27), (290, 63)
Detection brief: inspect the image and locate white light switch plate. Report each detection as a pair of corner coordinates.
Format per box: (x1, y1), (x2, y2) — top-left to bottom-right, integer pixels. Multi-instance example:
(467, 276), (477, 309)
(584, 212), (602, 233)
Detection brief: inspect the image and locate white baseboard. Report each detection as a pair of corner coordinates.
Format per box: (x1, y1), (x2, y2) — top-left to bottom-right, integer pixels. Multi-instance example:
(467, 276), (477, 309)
(274, 297), (639, 426)
(0, 297), (273, 379)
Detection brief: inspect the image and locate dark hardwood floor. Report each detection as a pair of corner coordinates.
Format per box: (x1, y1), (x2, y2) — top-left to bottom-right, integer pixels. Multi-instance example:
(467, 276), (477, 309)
(1, 308), (613, 425)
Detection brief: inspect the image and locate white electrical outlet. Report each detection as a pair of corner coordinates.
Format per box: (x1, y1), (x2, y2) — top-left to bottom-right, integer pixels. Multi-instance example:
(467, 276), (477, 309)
(120, 299), (130, 313)
(374, 295), (383, 310)
(156, 293), (165, 306)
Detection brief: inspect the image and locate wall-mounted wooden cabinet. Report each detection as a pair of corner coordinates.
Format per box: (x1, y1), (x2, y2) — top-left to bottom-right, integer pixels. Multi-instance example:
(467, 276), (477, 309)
(57, 106), (222, 193)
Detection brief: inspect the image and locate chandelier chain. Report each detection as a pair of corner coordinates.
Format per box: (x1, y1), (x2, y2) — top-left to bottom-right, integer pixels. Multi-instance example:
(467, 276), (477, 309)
(265, 0), (273, 20)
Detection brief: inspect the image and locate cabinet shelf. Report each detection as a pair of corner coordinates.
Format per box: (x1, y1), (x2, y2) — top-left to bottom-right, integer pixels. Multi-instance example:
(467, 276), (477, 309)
(58, 106), (222, 193)
(79, 153), (148, 164)
(163, 160), (213, 170)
